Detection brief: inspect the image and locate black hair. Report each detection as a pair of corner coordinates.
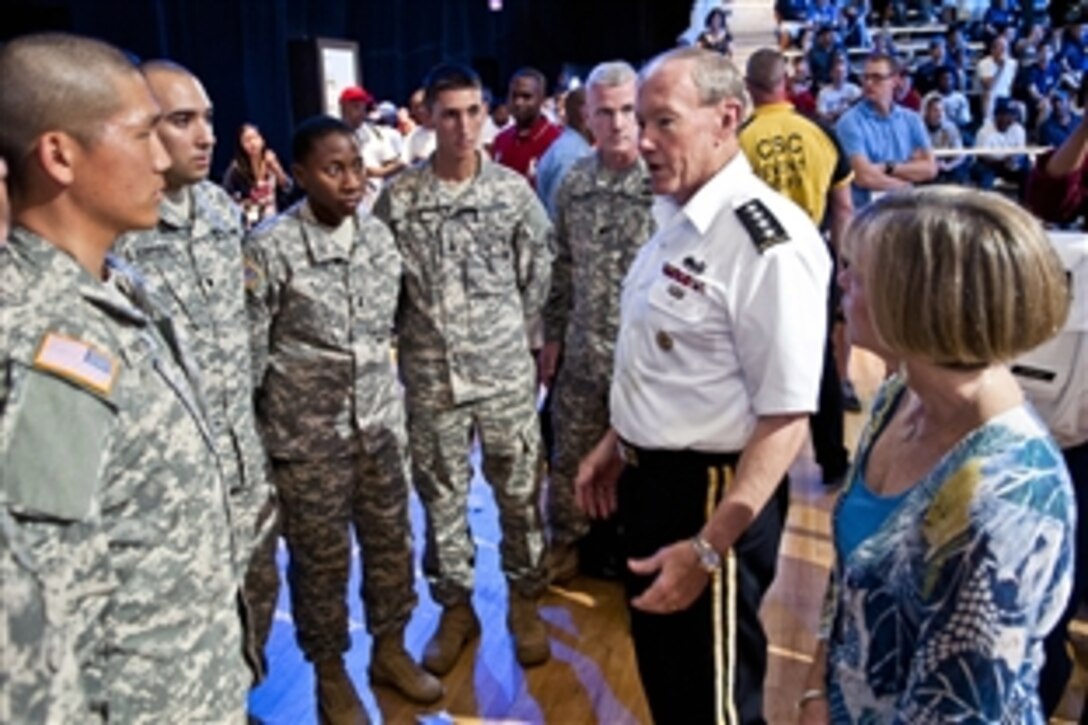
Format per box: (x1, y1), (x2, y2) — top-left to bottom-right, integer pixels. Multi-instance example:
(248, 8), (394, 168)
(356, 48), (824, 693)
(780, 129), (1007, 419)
(510, 66), (547, 94)
(704, 8), (727, 28)
(231, 123), (264, 185)
(422, 63), (482, 108)
(292, 115), (355, 165)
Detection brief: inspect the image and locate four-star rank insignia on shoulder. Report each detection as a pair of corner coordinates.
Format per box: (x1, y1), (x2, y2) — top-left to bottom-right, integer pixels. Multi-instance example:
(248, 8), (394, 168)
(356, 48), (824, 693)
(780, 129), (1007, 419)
(734, 198), (790, 254)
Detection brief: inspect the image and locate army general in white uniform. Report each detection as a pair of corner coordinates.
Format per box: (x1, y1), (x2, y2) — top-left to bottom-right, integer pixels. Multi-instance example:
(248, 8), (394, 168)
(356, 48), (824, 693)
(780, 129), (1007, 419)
(578, 47), (830, 725)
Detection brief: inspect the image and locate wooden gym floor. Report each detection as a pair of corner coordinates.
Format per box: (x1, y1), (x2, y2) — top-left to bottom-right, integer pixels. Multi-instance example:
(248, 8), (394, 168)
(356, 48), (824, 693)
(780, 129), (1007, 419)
(248, 351), (1087, 724)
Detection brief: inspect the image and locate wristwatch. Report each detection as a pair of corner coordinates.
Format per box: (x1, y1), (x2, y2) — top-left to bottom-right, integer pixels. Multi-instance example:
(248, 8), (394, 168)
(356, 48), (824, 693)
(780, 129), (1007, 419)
(691, 535), (722, 572)
(884, 160), (896, 176)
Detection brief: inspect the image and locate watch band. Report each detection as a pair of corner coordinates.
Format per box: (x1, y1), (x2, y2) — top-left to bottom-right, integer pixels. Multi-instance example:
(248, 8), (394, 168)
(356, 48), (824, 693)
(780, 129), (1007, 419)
(691, 535), (722, 573)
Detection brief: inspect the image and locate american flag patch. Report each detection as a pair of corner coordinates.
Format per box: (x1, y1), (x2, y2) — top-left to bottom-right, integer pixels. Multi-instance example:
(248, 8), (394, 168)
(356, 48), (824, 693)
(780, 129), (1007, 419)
(33, 332), (118, 396)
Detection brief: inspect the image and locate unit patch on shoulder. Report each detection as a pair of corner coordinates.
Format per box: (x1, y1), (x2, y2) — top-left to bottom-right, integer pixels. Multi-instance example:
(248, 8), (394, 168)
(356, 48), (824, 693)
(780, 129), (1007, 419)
(244, 256), (265, 294)
(734, 198), (790, 254)
(33, 332), (118, 396)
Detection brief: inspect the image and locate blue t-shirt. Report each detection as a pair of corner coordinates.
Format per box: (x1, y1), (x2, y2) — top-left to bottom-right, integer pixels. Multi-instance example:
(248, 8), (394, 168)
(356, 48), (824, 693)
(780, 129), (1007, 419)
(835, 471), (908, 560)
(835, 100), (931, 208)
(834, 386), (909, 559)
(535, 127), (592, 219)
(1039, 113), (1081, 149)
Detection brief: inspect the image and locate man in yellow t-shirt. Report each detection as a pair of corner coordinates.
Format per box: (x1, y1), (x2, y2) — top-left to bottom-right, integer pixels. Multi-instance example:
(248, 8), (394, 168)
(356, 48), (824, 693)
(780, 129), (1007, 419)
(739, 47), (857, 485)
(740, 49), (853, 235)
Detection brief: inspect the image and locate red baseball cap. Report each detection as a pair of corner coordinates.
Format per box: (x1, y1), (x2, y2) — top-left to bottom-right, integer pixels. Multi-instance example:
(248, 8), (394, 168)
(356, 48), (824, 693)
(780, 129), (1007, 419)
(339, 85), (374, 105)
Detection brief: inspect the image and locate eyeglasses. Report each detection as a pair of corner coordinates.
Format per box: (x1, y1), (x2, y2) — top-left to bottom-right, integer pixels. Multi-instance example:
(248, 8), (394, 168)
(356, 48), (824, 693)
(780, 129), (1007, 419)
(861, 72), (894, 83)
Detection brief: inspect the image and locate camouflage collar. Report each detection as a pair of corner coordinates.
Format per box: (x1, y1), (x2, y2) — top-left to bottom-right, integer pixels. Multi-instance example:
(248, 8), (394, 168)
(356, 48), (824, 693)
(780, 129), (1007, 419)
(591, 153), (651, 197)
(8, 226), (148, 324)
(288, 201), (358, 264)
(158, 181), (238, 238)
(418, 154), (507, 210)
(9, 226), (102, 286)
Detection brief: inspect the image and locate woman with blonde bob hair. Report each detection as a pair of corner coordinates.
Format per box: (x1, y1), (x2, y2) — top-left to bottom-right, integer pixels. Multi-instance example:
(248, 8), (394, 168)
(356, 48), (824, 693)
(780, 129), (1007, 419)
(799, 187), (1076, 724)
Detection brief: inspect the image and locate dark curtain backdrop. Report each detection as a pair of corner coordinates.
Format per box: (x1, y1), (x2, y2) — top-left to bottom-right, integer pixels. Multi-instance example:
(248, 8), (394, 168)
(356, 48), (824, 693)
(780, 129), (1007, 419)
(3, 0), (689, 177)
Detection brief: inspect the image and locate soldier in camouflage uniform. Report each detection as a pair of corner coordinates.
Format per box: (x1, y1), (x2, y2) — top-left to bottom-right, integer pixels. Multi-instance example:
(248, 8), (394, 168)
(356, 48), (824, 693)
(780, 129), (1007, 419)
(373, 63), (554, 674)
(245, 116), (441, 723)
(0, 157), (8, 240)
(539, 62), (656, 583)
(0, 34), (249, 722)
(113, 62), (277, 678)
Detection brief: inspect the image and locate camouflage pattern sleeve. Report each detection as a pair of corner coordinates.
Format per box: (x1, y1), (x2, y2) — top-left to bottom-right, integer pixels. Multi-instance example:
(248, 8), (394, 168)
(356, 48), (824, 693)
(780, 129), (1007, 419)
(243, 233), (279, 393)
(542, 173), (575, 346)
(372, 186), (394, 230)
(512, 186), (555, 325)
(0, 513), (111, 723)
(0, 304), (116, 723)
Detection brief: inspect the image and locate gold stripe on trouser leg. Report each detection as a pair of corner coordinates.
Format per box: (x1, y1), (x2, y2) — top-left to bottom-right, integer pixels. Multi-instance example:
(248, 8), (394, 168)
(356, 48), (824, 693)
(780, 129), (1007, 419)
(705, 466), (724, 725)
(706, 464), (739, 725)
(721, 465), (738, 725)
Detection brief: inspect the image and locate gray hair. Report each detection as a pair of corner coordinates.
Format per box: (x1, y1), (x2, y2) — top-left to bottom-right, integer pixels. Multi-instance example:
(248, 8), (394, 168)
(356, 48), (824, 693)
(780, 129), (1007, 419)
(745, 48), (786, 93)
(640, 46), (750, 116)
(586, 61), (638, 91)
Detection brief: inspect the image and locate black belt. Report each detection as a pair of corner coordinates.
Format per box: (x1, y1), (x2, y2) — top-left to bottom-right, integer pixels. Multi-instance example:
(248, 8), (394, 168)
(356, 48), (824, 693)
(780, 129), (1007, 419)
(617, 439), (740, 470)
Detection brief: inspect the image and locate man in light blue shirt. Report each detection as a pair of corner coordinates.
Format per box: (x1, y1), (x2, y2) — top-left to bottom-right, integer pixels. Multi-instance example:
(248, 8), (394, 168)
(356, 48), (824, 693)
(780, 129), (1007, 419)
(536, 87), (593, 218)
(835, 54), (937, 209)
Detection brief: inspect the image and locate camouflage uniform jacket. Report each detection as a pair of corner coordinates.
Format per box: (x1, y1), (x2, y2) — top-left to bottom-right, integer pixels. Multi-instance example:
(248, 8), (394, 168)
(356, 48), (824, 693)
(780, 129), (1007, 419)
(114, 181), (271, 563)
(0, 229), (248, 723)
(244, 202), (406, 460)
(543, 154), (655, 380)
(373, 156), (554, 406)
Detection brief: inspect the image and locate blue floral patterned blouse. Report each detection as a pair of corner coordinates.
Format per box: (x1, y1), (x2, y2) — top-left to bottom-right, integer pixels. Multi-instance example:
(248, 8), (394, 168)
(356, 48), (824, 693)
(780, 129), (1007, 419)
(822, 375), (1075, 723)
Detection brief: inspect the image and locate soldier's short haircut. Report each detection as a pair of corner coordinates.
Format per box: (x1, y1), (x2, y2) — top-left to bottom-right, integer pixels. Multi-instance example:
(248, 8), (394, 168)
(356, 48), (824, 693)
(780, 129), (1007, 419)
(0, 33), (140, 198)
(422, 63), (482, 108)
(292, 115), (356, 165)
(745, 48), (786, 93)
(140, 58), (195, 81)
(510, 67), (547, 95)
(586, 61), (637, 92)
(640, 46), (750, 116)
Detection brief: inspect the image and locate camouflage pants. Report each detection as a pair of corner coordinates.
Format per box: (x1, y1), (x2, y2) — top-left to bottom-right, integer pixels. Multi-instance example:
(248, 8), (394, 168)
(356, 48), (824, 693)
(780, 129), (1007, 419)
(243, 505), (281, 682)
(408, 388), (546, 606)
(547, 369), (612, 546)
(272, 429), (416, 663)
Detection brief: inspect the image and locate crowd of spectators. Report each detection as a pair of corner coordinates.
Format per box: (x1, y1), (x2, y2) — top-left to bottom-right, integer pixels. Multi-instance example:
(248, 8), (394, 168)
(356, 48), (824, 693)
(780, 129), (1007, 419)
(774, 0), (1088, 197)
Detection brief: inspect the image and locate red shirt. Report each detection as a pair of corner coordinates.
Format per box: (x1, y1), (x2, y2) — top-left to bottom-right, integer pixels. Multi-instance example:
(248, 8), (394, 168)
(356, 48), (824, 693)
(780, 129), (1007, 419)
(897, 88), (922, 112)
(789, 89), (817, 116)
(1026, 151), (1088, 229)
(491, 115), (562, 186)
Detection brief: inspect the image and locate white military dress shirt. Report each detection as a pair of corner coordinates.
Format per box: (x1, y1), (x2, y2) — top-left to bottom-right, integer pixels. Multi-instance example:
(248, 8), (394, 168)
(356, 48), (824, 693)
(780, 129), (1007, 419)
(610, 152), (831, 453)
